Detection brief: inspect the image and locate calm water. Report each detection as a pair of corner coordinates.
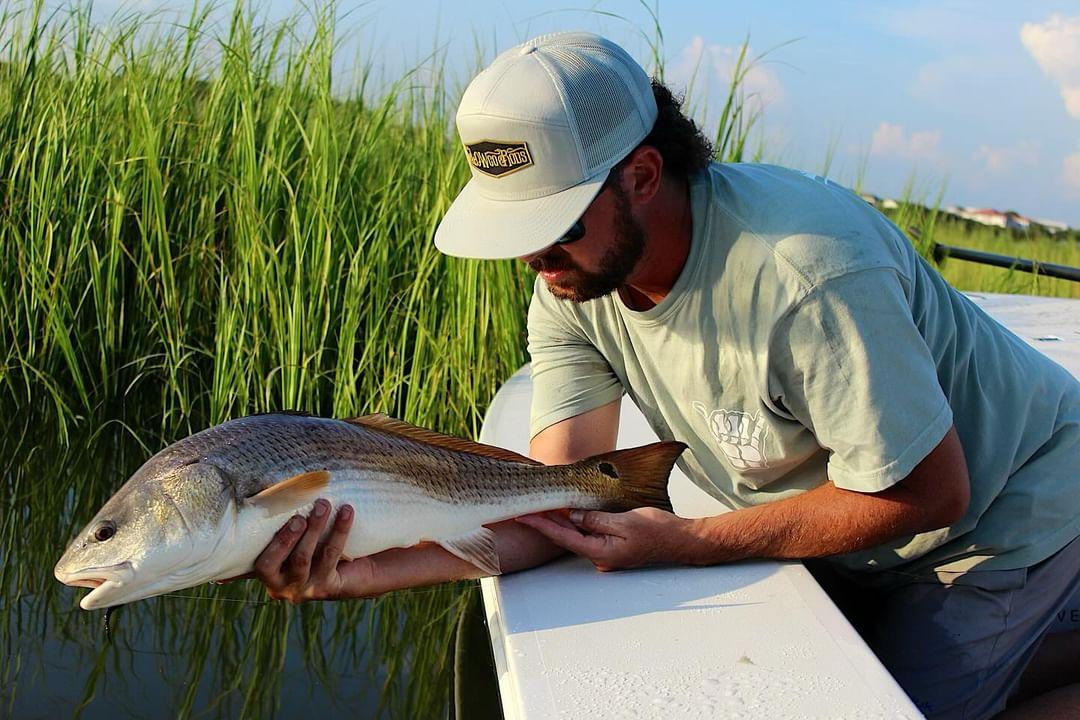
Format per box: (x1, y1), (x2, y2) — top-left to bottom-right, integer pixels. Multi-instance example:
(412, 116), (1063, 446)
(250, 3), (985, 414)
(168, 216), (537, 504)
(0, 424), (478, 719)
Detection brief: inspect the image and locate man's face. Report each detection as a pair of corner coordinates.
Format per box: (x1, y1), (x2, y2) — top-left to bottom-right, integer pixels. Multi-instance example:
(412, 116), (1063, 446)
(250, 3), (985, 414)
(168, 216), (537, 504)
(521, 178), (645, 303)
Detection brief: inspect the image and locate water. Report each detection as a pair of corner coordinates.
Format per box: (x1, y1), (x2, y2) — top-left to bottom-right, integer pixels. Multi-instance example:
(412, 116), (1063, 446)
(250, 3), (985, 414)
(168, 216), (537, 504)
(4, 590), (461, 718)
(0, 423), (477, 719)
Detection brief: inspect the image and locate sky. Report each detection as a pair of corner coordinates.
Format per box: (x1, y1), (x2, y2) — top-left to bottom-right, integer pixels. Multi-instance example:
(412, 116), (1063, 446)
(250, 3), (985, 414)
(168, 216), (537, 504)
(89, 0), (1080, 227)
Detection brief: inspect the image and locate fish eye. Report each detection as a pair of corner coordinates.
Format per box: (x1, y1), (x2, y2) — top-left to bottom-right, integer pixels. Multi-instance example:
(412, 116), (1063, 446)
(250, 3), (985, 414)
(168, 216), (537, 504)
(94, 523), (116, 542)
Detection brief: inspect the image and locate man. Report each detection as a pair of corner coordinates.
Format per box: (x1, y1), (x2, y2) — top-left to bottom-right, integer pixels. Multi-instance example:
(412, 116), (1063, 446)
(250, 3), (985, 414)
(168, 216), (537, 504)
(252, 32), (1079, 719)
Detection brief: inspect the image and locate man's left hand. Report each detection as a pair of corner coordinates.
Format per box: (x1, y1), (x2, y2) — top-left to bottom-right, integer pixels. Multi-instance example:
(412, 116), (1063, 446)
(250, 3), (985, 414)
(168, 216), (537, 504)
(515, 507), (706, 571)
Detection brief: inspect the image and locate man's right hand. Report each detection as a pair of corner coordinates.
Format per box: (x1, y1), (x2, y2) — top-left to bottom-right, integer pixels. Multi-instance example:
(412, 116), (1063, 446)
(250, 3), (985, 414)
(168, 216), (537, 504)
(252, 498), (380, 603)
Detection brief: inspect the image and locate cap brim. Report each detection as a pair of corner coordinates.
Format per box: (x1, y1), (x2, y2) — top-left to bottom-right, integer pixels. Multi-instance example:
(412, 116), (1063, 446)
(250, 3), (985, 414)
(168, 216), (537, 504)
(434, 169), (608, 260)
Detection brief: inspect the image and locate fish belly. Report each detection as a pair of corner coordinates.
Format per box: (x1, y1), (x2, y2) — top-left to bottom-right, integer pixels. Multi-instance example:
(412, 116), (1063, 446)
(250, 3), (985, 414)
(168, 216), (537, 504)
(223, 468), (602, 578)
(321, 470), (604, 558)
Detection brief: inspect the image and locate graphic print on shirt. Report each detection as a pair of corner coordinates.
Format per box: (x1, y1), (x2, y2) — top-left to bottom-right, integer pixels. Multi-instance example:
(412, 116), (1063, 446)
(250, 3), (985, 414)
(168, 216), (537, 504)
(692, 402), (769, 470)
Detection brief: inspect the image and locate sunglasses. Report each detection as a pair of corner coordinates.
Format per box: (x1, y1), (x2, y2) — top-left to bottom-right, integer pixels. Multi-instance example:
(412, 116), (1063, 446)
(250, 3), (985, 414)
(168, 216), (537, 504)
(553, 220), (586, 246)
(551, 166), (622, 247)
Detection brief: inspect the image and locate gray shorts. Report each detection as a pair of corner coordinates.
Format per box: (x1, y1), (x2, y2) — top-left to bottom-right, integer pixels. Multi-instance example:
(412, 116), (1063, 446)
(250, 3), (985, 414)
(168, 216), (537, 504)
(808, 534), (1080, 720)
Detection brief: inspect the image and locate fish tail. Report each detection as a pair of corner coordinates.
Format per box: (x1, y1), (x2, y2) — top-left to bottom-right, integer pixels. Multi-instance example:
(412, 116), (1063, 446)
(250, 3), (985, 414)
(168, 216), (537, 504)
(586, 441), (686, 513)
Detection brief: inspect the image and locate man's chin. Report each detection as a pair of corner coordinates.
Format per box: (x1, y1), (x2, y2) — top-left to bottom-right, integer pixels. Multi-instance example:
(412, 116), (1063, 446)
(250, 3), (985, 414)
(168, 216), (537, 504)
(543, 276), (617, 303)
(545, 282), (584, 302)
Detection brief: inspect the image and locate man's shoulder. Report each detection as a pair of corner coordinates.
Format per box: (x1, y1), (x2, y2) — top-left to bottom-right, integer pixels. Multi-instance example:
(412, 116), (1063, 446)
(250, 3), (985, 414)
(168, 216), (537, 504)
(703, 162), (916, 291)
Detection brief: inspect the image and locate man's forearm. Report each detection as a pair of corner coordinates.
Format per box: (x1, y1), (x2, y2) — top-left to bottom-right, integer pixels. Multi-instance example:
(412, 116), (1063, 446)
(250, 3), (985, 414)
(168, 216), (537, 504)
(358, 520), (567, 596)
(687, 480), (946, 565)
(686, 428), (970, 565)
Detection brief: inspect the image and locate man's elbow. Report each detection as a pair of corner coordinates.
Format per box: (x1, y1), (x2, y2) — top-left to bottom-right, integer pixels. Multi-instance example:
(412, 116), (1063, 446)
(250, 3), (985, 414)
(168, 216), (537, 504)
(908, 426), (972, 532)
(925, 474), (971, 531)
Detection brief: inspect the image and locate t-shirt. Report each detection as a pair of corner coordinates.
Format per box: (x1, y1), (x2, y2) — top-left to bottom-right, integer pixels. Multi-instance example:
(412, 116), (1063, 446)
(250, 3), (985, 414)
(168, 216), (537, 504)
(527, 162), (1080, 576)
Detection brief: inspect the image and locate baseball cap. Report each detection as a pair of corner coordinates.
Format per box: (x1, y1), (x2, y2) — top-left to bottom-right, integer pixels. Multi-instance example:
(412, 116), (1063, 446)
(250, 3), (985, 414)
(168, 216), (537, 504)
(433, 31), (658, 260)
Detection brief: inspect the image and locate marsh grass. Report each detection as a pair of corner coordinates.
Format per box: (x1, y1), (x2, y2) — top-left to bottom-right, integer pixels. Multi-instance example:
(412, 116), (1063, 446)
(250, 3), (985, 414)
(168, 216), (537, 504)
(0, 1), (529, 716)
(881, 195), (1080, 299)
(1, 1), (532, 443)
(930, 220), (1080, 299)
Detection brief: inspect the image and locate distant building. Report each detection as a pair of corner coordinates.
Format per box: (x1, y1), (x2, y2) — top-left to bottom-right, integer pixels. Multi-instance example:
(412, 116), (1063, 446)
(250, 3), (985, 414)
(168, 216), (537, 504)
(1004, 212), (1030, 231)
(946, 207), (1058, 232)
(953, 208), (1008, 228)
(871, 197), (1070, 234)
(1031, 218), (1069, 235)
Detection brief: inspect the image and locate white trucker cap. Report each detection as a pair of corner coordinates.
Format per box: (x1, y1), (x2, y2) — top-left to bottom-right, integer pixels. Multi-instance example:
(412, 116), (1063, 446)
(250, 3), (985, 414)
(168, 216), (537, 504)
(434, 31), (658, 259)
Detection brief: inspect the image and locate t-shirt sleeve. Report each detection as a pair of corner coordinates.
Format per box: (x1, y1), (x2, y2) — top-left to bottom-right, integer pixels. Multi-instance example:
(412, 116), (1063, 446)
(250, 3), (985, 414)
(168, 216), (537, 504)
(768, 268), (953, 492)
(527, 280), (624, 439)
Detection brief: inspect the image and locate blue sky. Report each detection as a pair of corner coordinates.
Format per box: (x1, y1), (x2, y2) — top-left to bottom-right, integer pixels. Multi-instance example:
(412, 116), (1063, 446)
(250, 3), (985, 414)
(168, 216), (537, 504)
(92, 1), (1080, 227)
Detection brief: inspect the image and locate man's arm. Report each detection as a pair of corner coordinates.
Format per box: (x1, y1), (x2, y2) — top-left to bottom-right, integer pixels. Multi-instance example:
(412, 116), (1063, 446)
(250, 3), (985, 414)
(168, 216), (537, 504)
(250, 400), (621, 603)
(528, 397), (620, 464)
(518, 425), (971, 570)
(687, 425), (970, 562)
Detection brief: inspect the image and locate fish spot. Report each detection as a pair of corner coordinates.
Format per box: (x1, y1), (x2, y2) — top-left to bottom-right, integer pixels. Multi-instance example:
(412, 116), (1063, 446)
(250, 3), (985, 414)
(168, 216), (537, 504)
(598, 462), (618, 478)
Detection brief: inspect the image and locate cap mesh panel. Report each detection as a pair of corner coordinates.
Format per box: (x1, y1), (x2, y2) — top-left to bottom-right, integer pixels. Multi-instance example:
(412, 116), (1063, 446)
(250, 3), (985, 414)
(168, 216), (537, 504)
(543, 46), (646, 174)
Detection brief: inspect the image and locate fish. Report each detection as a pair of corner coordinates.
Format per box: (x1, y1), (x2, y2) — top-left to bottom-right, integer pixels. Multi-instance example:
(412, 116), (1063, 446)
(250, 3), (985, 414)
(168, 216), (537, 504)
(54, 412), (686, 610)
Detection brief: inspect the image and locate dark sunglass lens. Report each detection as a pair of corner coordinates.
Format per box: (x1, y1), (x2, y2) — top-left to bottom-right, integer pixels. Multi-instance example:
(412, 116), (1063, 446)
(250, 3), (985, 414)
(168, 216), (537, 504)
(557, 221), (585, 245)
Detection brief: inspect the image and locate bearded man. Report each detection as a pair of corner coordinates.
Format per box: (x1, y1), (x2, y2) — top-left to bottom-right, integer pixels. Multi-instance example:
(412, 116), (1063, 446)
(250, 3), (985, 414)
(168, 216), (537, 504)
(252, 32), (1080, 720)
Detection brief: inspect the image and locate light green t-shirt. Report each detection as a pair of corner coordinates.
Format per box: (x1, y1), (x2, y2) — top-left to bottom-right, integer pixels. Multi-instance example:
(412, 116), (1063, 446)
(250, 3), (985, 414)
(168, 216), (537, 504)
(527, 162), (1080, 575)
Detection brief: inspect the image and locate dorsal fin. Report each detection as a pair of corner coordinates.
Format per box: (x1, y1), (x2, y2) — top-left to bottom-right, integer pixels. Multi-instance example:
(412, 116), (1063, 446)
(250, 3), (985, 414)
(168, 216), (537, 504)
(246, 410), (315, 419)
(344, 414), (542, 466)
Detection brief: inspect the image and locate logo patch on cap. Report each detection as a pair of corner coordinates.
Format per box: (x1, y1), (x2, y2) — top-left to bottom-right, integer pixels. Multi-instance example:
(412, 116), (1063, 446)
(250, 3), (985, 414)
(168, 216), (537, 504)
(464, 140), (534, 178)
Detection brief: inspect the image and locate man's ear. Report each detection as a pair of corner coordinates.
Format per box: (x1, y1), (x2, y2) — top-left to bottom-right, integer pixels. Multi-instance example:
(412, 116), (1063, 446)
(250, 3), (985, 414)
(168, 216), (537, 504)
(621, 145), (664, 206)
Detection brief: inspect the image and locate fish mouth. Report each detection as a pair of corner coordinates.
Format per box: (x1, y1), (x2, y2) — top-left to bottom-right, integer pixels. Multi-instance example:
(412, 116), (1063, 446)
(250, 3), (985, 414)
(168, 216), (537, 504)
(61, 560), (205, 611)
(55, 562), (136, 609)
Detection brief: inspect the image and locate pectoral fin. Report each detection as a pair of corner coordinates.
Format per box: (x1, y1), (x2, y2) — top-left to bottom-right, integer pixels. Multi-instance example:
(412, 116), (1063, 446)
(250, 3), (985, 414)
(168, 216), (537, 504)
(246, 470), (331, 515)
(439, 526), (501, 576)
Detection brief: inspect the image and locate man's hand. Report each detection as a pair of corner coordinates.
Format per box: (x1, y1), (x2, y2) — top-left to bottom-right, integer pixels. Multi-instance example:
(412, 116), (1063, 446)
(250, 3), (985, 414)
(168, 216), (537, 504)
(252, 498), (379, 603)
(515, 507), (708, 571)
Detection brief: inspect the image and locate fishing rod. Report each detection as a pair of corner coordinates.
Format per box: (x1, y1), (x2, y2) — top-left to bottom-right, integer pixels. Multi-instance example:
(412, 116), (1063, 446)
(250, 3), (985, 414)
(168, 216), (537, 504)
(908, 228), (1080, 283)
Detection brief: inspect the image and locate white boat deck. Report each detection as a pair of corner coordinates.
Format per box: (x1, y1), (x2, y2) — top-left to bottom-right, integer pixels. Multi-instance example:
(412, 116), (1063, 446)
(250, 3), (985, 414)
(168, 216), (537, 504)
(477, 292), (1080, 720)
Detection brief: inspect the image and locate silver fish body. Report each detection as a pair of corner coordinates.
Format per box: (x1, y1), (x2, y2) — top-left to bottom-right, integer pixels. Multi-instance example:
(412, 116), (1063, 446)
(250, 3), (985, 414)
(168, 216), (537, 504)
(55, 413), (684, 609)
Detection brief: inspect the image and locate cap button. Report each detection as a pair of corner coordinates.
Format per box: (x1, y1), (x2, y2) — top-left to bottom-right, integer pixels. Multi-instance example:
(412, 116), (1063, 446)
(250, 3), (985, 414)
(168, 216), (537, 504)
(519, 45), (538, 55)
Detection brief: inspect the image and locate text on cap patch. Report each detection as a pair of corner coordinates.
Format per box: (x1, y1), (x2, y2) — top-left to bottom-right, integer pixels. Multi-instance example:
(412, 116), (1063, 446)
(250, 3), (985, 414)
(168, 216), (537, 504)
(464, 140), (534, 178)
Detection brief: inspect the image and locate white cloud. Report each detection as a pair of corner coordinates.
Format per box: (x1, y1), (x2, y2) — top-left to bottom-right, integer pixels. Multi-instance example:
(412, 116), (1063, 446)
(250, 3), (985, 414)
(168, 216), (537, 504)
(908, 129), (942, 157)
(910, 56), (988, 102)
(1020, 15), (1080, 119)
(1063, 153), (1080, 194)
(668, 36), (785, 117)
(870, 122), (942, 161)
(972, 140), (1040, 173)
(875, 2), (1012, 46)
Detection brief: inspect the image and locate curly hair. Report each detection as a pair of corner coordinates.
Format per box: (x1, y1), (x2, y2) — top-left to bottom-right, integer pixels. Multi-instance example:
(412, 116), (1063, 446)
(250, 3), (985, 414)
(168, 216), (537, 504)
(639, 80), (714, 178)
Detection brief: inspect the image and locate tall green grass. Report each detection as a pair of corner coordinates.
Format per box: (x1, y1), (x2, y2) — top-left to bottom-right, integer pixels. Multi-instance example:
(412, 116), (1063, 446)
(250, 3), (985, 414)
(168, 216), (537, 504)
(0, 2), (533, 717)
(880, 196), (1080, 299)
(931, 219), (1080, 299)
(0, 1), (534, 446)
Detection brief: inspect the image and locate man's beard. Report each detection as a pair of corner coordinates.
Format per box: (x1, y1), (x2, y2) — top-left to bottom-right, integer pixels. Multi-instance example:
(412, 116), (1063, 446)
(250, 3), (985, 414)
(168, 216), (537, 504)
(530, 185), (645, 303)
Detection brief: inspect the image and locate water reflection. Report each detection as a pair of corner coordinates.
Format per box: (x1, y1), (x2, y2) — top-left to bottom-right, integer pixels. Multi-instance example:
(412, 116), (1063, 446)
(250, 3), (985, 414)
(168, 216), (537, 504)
(1, 422), (470, 719)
